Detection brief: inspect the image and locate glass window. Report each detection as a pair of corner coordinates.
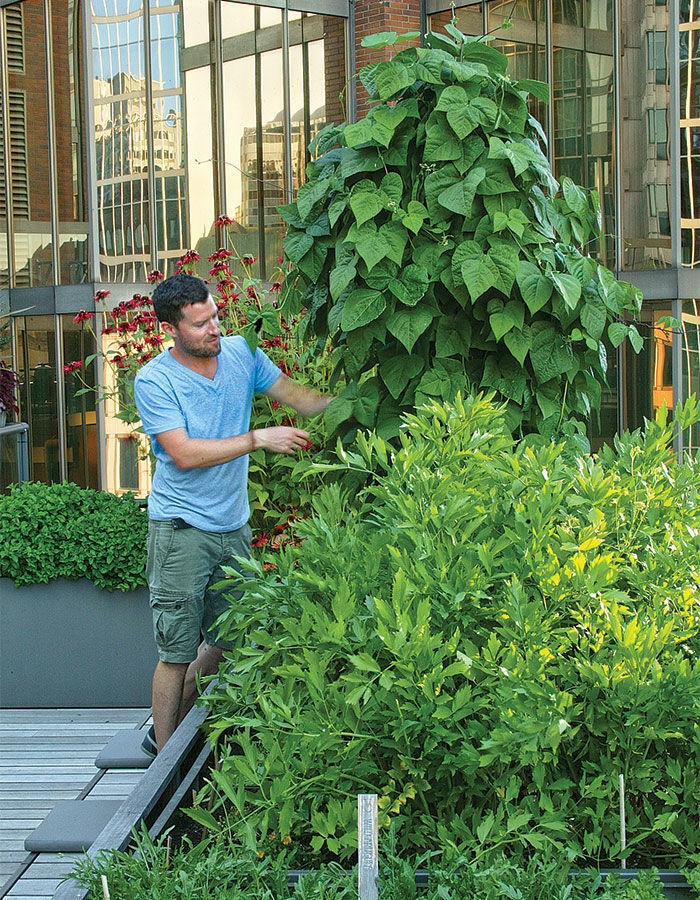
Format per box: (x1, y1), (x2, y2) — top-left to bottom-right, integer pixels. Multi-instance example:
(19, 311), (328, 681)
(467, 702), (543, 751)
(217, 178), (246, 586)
(222, 12), (259, 276)
(429, 5), (484, 38)
(62, 315), (98, 487)
(646, 31), (667, 84)
(15, 315), (59, 483)
(621, 2), (671, 268)
(10, 0), (53, 286)
(624, 305), (673, 432)
(56, 0), (90, 284)
(647, 108), (668, 160)
(683, 299), (700, 451)
(151, 0), (189, 275)
(91, 0), (151, 281)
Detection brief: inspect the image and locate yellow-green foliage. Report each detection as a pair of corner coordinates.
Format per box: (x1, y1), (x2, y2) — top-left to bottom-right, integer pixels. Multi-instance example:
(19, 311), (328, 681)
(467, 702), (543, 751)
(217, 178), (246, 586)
(204, 394), (700, 867)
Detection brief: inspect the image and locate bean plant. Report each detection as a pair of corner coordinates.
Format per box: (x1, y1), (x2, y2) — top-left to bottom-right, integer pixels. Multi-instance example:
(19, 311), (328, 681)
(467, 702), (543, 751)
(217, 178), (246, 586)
(201, 393), (700, 867)
(278, 27), (643, 441)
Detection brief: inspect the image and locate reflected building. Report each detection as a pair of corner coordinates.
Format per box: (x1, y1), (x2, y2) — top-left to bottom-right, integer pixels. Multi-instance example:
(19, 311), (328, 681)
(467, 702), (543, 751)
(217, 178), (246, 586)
(239, 105), (327, 229)
(1, 0), (700, 491)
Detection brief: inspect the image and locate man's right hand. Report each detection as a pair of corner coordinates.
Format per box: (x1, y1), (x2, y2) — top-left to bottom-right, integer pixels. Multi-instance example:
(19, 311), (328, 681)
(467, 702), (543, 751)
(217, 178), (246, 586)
(251, 426), (311, 455)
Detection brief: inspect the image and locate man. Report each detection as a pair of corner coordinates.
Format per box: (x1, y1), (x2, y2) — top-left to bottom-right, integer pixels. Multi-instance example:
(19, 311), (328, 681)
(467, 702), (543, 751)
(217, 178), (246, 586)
(134, 272), (332, 753)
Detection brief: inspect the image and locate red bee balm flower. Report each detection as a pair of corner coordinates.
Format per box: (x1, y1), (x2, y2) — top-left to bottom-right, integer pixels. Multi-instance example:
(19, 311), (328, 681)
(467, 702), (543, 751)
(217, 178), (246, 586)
(73, 310), (95, 324)
(214, 215), (234, 227)
(94, 289), (111, 302)
(63, 361), (82, 373)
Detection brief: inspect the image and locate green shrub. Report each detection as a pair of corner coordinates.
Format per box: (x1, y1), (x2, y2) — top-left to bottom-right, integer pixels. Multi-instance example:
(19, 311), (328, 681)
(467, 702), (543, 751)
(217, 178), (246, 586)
(279, 26), (643, 441)
(69, 827), (673, 899)
(0, 481), (147, 590)
(202, 393), (700, 867)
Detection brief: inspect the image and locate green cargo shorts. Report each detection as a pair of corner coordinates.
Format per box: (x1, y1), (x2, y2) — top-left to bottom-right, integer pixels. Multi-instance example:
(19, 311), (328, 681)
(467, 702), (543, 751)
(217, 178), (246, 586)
(145, 518), (252, 663)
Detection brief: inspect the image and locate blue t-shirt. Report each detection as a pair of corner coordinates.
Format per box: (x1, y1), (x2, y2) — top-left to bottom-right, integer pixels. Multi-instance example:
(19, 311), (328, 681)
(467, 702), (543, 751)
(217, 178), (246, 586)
(134, 336), (281, 532)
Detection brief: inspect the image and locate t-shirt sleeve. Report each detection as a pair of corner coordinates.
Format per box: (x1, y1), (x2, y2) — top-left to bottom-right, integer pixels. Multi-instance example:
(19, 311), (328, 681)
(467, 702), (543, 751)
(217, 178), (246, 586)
(134, 374), (187, 436)
(253, 347), (283, 393)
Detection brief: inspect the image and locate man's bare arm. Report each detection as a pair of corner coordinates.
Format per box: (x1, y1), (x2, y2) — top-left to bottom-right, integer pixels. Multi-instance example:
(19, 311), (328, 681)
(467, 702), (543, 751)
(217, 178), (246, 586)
(264, 373), (333, 416)
(155, 425), (310, 470)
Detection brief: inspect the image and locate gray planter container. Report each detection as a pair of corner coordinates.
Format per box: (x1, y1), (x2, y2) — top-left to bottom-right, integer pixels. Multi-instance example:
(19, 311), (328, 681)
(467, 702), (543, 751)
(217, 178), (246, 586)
(598, 870), (695, 899)
(0, 578), (157, 707)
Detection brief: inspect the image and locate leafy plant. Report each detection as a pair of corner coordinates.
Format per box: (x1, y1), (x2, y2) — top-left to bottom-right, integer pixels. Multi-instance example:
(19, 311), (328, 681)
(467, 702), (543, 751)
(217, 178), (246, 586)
(278, 27), (642, 441)
(68, 825), (675, 899)
(201, 393), (700, 867)
(0, 481), (147, 590)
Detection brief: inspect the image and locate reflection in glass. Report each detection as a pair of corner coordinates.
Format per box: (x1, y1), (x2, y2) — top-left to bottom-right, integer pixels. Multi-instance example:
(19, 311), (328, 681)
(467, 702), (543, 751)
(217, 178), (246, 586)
(624, 305), (672, 431)
(15, 315), (59, 483)
(185, 66), (215, 263)
(151, 0), (189, 274)
(11, 0), (53, 286)
(183, 0), (209, 46)
(588, 336), (617, 450)
(221, 1), (254, 37)
(429, 6), (484, 37)
(57, 0), (90, 284)
(681, 24), (700, 266)
(92, 0), (151, 281)
(682, 300), (700, 450)
(493, 41), (547, 125)
(553, 48), (584, 185)
(101, 324), (152, 494)
(223, 48), (260, 274)
(621, 0), (671, 268)
(62, 315), (98, 487)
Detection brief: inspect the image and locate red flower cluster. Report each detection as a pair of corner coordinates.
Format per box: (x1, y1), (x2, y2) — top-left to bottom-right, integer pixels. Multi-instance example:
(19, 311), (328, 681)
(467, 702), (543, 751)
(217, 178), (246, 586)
(147, 269), (164, 283)
(63, 360), (82, 373)
(208, 248), (233, 261)
(240, 255), (257, 265)
(214, 215), (234, 227)
(94, 289), (111, 302)
(73, 310), (95, 325)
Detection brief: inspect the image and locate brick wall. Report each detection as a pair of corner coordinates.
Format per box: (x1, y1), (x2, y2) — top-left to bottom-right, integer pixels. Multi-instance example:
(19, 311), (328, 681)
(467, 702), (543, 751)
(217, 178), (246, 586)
(324, 15), (347, 127)
(353, 0), (422, 116)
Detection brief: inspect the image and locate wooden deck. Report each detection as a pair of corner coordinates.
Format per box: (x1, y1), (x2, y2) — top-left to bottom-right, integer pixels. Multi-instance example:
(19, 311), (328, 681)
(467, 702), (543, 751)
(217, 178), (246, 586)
(0, 708), (150, 899)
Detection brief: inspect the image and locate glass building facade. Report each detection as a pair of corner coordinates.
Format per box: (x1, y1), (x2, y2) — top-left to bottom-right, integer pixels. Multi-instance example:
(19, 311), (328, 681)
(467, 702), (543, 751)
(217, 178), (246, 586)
(0, 0), (697, 488)
(1, 0), (348, 491)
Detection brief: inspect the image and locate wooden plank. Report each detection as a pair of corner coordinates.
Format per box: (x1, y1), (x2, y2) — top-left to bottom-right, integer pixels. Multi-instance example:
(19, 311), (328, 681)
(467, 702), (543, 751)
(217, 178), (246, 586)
(5, 878), (64, 891)
(0, 710), (149, 723)
(0, 768), (97, 776)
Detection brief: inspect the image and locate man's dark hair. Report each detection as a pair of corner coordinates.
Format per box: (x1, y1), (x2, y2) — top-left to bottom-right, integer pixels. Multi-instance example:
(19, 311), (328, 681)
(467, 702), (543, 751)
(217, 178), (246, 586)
(151, 273), (209, 325)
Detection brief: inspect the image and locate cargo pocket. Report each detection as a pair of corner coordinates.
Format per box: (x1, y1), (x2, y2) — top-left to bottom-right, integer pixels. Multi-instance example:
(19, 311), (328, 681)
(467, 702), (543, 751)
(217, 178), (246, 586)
(150, 592), (199, 662)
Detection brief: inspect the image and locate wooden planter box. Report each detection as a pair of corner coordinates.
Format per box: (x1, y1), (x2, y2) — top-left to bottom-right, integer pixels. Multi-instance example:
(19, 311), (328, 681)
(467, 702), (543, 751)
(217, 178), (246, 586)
(0, 578), (156, 707)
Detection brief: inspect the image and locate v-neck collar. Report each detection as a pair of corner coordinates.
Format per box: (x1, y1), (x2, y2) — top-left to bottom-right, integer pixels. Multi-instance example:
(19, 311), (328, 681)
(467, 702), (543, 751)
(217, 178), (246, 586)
(167, 347), (220, 382)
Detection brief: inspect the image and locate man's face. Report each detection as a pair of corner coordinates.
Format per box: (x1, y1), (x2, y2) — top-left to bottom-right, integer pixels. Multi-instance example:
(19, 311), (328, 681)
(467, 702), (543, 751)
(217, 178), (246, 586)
(166, 296), (221, 358)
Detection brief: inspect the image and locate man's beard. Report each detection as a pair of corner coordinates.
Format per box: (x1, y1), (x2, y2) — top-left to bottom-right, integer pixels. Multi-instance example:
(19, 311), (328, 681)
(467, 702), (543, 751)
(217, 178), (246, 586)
(180, 335), (221, 358)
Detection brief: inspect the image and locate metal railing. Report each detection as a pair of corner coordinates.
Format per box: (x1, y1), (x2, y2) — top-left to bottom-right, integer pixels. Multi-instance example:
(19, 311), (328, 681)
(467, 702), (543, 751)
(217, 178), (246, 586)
(0, 422), (29, 491)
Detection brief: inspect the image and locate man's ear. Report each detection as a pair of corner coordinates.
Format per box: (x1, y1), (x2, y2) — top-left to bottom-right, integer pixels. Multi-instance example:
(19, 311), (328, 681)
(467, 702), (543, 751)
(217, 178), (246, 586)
(160, 320), (176, 339)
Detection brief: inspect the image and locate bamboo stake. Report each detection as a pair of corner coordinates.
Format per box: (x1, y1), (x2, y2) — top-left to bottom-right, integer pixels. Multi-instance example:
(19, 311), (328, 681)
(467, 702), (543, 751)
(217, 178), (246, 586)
(619, 773), (627, 870)
(165, 835), (172, 869)
(100, 874), (111, 900)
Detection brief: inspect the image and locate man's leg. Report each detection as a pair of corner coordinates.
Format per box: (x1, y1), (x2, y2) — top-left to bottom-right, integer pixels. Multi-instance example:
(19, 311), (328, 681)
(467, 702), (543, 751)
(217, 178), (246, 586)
(177, 640), (224, 724)
(152, 659), (188, 751)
